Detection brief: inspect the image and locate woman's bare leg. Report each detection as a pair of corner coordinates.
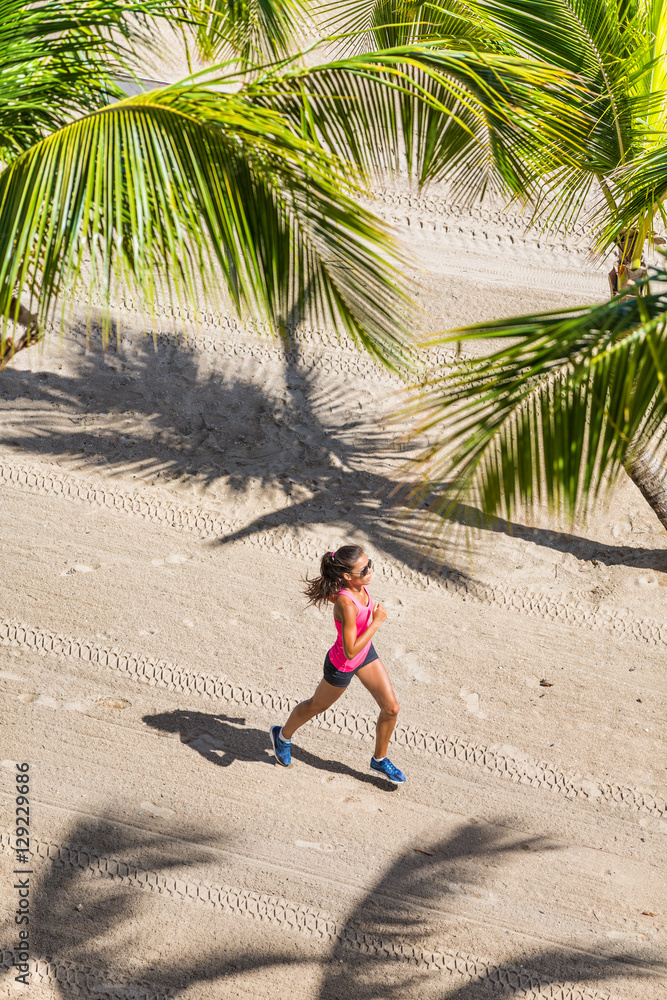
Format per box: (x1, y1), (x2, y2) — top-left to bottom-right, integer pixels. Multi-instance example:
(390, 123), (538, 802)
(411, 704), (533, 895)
(355, 658), (399, 759)
(281, 678), (346, 740)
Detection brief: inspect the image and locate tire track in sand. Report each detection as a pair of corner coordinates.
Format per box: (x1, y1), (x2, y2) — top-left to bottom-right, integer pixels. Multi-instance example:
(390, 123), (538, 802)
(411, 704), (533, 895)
(2, 459), (667, 651)
(79, 303), (465, 379)
(73, 314), (409, 385)
(0, 833), (619, 1000)
(367, 187), (596, 253)
(2, 620), (663, 819)
(0, 949), (173, 999)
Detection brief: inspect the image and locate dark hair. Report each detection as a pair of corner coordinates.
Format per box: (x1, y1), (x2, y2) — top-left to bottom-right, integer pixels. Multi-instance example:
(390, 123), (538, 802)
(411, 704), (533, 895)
(304, 545), (364, 608)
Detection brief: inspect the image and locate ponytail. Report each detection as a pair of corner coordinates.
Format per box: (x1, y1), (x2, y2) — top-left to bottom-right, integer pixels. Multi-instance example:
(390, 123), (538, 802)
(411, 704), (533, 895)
(304, 545), (363, 608)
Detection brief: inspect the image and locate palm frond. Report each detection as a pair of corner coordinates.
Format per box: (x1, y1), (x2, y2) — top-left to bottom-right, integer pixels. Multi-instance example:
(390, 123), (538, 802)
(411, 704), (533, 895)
(185, 0), (310, 64)
(404, 282), (667, 525)
(314, 0), (667, 242)
(0, 83), (416, 368)
(250, 45), (590, 197)
(599, 146), (667, 251)
(449, 0), (661, 232)
(318, 0), (497, 54)
(0, 0), (195, 160)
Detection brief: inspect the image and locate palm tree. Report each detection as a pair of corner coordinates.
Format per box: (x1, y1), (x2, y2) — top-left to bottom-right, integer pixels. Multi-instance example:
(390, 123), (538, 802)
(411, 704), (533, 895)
(460, 0), (667, 296)
(2, 0), (587, 373)
(0, 0), (412, 368)
(319, 1), (667, 534)
(405, 276), (667, 533)
(324, 0), (667, 294)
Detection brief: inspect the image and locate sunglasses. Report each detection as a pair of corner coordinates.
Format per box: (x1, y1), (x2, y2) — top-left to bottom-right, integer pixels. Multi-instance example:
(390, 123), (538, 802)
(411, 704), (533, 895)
(355, 559), (372, 577)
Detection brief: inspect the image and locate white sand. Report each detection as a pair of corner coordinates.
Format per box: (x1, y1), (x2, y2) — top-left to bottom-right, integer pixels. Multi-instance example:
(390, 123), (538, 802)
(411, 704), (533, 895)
(0, 179), (665, 999)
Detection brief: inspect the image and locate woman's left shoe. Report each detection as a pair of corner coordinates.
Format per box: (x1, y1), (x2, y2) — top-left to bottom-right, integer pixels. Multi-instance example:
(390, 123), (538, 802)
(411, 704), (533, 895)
(270, 725), (292, 767)
(369, 756), (406, 783)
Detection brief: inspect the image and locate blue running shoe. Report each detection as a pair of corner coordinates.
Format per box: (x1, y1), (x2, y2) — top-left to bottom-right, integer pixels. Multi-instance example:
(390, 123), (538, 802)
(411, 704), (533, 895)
(370, 756), (406, 783)
(270, 725), (292, 768)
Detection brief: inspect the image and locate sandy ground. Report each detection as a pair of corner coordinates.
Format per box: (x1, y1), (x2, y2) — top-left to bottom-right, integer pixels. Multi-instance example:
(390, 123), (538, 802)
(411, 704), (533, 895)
(0, 180), (666, 1000)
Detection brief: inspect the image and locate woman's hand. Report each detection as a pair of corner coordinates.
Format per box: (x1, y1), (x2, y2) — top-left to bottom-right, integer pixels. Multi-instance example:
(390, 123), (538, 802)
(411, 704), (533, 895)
(372, 602), (387, 626)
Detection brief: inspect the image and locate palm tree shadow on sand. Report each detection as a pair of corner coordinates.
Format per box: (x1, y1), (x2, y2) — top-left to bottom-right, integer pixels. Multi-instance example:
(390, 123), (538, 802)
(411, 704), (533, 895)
(2, 813), (657, 998)
(0, 324), (466, 580)
(1, 322), (665, 575)
(316, 823), (659, 999)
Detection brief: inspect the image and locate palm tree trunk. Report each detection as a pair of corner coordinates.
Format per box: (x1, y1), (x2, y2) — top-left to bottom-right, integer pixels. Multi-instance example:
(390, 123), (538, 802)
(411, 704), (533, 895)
(623, 448), (667, 531)
(0, 297), (40, 370)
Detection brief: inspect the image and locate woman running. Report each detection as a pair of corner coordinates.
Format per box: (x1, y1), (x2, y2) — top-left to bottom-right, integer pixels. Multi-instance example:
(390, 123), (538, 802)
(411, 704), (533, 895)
(270, 546), (406, 783)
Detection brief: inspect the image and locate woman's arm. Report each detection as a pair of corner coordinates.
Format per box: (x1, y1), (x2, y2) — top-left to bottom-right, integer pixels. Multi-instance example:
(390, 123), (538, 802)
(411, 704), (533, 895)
(338, 595), (387, 659)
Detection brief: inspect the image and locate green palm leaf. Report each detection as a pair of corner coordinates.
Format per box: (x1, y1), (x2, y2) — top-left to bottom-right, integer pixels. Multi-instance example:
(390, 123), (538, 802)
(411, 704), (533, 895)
(318, 0), (496, 54)
(0, 37), (591, 369)
(405, 281), (667, 525)
(601, 146), (667, 251)
(253, 45), (589, 196)
(185, 0), (309, 65)
(460, 0), (667, 238)
(0, 0), (208, 160)
(0, 0), (140, 158)
(0, 83), (416, 367)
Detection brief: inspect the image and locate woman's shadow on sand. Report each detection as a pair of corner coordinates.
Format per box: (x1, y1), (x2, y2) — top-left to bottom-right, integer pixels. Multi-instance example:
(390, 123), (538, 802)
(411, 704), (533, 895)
(143, 709), (395, 790)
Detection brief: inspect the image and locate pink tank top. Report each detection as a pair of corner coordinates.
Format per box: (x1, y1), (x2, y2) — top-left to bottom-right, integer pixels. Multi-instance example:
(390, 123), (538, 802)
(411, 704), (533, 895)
(328, 586), (373, 671)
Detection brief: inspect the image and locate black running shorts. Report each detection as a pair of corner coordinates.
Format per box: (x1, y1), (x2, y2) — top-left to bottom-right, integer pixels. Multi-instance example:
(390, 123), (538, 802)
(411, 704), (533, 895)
(323, 644), (379, 687)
